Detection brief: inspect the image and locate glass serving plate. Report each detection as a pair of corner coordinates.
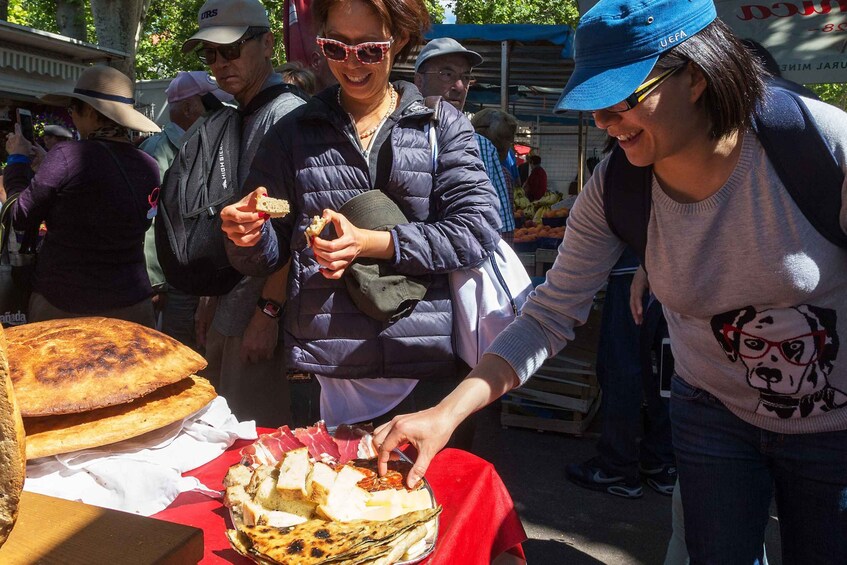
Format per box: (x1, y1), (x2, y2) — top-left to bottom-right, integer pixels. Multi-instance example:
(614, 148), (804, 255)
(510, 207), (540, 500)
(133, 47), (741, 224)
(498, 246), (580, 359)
(226, 446), (438, 564)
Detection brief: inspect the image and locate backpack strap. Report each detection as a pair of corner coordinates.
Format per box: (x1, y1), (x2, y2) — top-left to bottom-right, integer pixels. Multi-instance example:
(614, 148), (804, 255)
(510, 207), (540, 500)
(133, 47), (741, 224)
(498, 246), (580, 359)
(604, 87), (847, 268)
(603, 145), (653, 266)
(752, 87), (847, 249)
(240, 82), (307, 116)
(423, 95), (442, 172)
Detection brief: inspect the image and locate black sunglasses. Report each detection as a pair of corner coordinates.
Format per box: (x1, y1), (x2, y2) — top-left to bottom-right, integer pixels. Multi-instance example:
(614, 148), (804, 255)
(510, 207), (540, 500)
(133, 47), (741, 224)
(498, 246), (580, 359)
(196, 30), (265, 65)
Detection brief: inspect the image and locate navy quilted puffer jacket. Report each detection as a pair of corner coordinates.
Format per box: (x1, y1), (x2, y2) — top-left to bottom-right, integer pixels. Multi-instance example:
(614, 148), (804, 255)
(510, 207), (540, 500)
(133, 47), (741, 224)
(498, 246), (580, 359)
(227, 81), (500, 380)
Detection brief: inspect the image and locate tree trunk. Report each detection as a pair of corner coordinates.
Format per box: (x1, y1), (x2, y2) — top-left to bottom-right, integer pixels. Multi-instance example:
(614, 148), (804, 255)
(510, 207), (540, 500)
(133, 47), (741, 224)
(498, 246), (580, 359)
(56, 0), (87, 40)
(89, 0), (153, 80)
(0, 0), (8, 21)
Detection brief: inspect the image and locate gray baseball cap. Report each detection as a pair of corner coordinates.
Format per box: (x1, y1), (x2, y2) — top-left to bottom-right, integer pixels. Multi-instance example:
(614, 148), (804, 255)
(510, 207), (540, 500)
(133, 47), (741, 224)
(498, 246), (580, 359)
(182, 0), (270, 53)
(414, 38), (483, 72)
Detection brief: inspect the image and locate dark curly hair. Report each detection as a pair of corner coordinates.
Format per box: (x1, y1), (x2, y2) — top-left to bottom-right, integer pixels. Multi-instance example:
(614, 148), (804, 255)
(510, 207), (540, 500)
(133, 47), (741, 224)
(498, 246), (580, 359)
(313, 0), (430, 63)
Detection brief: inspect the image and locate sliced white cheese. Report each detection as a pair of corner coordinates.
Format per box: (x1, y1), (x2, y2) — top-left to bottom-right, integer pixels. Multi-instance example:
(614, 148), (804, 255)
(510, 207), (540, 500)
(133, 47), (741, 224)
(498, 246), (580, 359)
(276, 447), (310, 497)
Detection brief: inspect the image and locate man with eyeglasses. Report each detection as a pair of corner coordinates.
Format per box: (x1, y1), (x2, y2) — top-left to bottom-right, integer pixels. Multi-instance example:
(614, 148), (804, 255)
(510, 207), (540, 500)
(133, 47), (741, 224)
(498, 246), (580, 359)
(180, 0), (306, 427)
(414, 38), (514, 244)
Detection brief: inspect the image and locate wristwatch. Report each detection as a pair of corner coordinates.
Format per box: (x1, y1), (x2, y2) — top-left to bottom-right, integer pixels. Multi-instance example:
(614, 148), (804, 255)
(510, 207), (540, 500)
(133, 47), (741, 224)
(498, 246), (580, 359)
(257, 297), (282, 318)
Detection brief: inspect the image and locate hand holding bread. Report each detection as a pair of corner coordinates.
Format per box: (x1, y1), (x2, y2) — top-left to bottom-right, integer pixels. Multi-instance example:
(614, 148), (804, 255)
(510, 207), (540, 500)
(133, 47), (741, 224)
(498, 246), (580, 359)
(221, 188), (289, 248)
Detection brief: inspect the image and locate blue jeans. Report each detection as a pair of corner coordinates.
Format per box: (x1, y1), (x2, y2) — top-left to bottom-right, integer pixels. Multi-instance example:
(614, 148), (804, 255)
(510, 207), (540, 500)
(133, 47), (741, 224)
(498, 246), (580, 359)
(595, 274), (674, 479)
(670, 375), (847, 564)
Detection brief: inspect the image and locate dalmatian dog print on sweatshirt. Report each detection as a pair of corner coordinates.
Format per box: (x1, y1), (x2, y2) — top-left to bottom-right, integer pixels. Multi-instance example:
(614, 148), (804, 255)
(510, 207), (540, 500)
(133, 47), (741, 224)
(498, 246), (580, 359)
(711, 305), (846, 418)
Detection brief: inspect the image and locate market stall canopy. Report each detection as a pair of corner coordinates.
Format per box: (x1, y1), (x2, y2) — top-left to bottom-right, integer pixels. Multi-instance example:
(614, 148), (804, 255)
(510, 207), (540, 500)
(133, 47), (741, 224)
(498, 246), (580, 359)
(577, 0), (847, 84)
(391, 24), (578, 122)
(0, 20), (128, 103)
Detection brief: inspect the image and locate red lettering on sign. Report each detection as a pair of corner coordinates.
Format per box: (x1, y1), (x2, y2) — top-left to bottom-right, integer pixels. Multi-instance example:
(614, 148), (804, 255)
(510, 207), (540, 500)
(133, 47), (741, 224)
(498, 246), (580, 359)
(737, 1), (847, 21)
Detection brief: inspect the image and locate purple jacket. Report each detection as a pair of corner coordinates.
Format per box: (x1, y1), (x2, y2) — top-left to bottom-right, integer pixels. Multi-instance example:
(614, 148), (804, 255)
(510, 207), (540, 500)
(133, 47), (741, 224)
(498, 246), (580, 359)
(4, 140), (159, 313)
(227, 82), (500, 380)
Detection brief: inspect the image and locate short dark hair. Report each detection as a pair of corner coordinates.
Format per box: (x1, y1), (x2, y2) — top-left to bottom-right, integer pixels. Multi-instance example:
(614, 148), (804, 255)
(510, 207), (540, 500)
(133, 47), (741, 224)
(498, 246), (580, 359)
(656, 18), (765, 140)
(529, 155), (541, 166)
(313, 0), (430, 63)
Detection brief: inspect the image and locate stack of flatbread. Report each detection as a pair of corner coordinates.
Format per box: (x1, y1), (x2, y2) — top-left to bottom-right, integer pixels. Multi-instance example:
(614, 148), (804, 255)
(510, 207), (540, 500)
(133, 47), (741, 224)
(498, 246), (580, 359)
(7, 317), (215, 460)
(228, 507), (441, 565)
(0, 325), (26, 548)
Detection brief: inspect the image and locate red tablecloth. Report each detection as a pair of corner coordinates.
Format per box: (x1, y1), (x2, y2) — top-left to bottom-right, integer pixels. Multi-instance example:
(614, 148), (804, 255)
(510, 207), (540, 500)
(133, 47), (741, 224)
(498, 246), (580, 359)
(154, 437), (527, 564)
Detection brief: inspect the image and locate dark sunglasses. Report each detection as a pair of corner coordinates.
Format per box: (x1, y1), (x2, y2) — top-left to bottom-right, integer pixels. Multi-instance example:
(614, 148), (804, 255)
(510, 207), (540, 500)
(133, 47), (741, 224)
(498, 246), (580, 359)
(598, 63), (688, 113)
(316, 37), (393, 65)
(196, 30), (265, 65)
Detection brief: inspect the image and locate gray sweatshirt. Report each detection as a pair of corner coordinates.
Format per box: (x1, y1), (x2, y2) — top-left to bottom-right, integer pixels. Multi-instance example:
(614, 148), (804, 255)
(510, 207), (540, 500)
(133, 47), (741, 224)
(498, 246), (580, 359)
(489, 97), (847, 435)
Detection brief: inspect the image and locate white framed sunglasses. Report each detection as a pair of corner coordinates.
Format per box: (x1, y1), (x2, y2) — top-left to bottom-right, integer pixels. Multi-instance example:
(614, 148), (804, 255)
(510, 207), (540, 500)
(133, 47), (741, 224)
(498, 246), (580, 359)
(316, 36), (394, 65)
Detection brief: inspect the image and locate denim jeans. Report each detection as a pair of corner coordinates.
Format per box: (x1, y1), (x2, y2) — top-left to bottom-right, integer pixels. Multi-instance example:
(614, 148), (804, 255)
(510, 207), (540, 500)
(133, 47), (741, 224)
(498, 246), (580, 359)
(595, 274), (674, 479)
(670, 375), (847, 564)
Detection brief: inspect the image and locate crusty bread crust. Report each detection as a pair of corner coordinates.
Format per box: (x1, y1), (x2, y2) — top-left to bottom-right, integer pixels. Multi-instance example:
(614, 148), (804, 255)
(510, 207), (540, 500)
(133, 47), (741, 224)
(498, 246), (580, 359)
(0, 325), (26, 547)
(23, 375), (216, 460)
(8, 318), (207, 417)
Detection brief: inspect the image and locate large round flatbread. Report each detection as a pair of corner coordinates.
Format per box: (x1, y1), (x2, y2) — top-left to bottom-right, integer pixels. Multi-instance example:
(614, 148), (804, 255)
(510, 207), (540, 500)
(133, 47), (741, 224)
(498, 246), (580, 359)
(23, 375), (216, 460)
(8, 317), (207, 417)
(0, 326), (26, 547)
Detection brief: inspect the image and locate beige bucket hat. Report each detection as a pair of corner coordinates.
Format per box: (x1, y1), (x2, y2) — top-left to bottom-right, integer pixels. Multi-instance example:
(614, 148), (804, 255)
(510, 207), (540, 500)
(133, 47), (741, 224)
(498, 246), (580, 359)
(41, 66), (160, 133)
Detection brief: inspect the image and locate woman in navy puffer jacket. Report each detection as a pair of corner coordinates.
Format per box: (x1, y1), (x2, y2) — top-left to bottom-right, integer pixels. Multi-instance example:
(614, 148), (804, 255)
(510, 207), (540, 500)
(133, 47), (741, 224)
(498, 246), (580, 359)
(222, 0), (500, 427)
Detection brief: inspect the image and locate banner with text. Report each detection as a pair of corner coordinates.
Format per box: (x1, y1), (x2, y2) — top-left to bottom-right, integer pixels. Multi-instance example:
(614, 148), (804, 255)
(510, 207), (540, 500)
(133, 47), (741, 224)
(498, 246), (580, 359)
(577, 1), (847, 84)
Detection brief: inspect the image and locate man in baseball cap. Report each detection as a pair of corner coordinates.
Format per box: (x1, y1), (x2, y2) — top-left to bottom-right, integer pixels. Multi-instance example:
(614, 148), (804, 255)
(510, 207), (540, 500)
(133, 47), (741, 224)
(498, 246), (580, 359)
(414, 37), (482, 111)
(175, 0), (306, 427)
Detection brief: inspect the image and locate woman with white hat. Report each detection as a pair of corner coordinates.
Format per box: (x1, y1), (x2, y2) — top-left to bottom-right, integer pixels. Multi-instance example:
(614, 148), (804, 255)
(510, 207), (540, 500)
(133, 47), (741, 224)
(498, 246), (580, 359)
(3, 65), (162, 326)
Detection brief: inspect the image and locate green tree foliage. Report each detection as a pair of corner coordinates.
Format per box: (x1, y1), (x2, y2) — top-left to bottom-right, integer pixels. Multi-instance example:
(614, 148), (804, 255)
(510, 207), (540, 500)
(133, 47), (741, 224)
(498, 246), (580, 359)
(424, 0), (444, 24)
(808, 83), (847, 111)
(136, 0), (289, 80)
(9, 0), (95, 40)
(453, 0), (578, 26)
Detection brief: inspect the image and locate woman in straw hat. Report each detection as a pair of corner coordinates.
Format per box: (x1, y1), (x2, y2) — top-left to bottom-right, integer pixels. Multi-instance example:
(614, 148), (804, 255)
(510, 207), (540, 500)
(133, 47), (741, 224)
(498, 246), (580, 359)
(4, 65), (162, 326)
(372, 0), (847, 561)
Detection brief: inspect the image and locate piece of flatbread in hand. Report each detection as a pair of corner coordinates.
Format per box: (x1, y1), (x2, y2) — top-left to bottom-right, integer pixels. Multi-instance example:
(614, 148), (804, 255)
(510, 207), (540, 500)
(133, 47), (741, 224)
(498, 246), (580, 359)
(23, 375), (216, 459)
(0, 325), (26, 548)
(256, 194), (290, 218)
(8, 317), (207, 417)
(305, 215), (328, 247)
(231, 506), (441, 564)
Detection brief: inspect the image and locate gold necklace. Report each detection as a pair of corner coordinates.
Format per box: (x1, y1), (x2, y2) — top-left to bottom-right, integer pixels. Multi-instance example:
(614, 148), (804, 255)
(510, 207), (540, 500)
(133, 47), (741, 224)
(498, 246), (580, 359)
(338, 87), (398, 139)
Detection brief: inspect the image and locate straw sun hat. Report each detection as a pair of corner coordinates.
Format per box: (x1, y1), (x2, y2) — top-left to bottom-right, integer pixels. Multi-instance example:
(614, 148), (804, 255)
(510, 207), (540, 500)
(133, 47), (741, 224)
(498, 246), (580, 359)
(41, 66), (160, 133)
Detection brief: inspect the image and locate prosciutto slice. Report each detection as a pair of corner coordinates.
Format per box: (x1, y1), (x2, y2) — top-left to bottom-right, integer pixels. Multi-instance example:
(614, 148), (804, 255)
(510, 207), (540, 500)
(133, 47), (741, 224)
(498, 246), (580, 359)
(239, 421), (378, 467)
(334, 424), (377, 464)
(294, 421), (341, 463)
(240, 425), (305, 466)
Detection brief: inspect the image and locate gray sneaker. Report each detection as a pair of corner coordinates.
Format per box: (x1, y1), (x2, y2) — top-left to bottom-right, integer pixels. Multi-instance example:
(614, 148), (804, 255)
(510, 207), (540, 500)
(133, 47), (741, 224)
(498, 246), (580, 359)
(566, 457), (643, 499)
(639, 463), (677, 496)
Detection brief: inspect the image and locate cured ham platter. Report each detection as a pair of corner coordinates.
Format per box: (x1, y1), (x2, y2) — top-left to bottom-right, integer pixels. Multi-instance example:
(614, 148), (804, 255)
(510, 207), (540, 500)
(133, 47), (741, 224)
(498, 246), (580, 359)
(224, 421), (439, 565)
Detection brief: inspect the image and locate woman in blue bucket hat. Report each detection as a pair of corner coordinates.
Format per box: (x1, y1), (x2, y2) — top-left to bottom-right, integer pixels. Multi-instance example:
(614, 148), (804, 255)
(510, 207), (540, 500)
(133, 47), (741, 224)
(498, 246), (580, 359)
(374, 0), (847, 562)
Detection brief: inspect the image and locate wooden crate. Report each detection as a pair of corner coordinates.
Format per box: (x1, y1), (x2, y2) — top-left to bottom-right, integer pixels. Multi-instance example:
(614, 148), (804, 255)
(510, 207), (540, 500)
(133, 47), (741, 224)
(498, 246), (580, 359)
(500, 301), (603, 435)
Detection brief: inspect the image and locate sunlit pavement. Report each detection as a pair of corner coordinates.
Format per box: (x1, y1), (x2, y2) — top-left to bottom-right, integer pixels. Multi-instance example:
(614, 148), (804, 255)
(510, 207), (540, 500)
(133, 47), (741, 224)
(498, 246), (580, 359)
(472, 400), (782, 565)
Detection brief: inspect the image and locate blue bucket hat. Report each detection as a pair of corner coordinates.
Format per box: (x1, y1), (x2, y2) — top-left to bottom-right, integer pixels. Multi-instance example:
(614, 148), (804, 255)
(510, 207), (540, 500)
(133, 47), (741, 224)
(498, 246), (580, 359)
(556, 0), (716, 112)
